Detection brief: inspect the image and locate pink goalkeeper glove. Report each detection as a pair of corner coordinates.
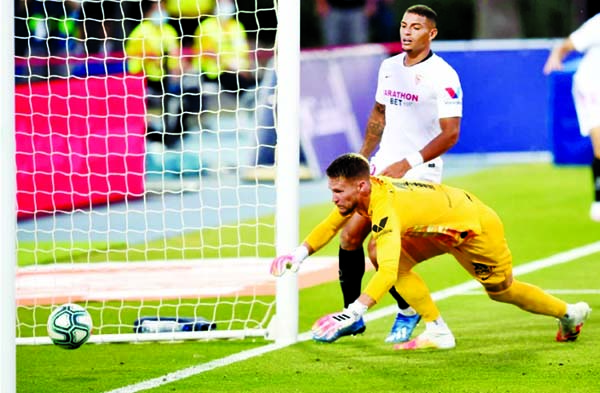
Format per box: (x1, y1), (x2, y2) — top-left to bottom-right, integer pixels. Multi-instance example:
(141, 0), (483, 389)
(269, 246), (309, 277)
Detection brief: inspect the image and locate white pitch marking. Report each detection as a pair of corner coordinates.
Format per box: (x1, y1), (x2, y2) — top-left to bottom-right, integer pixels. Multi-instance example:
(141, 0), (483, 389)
(459, 289), (600, 296)
(105, 240), (600, 393)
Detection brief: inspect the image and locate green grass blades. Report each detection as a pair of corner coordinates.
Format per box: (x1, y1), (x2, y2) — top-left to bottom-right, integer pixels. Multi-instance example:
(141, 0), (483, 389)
(16, 163), (600, 392)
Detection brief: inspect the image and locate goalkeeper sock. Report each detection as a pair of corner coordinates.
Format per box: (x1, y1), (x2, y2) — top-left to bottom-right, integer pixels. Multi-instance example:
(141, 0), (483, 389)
(389, 285), (412, 311)
(399, 306), (418, 316)
(425, 316), (449, 331)
(592, 157), (600, 201)
(339, 247), (365, 308)
(487, 280), (567, 318)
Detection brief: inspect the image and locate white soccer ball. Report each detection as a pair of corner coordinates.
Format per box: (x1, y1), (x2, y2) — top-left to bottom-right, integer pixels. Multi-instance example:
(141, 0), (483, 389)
(47, 303), (93, 349)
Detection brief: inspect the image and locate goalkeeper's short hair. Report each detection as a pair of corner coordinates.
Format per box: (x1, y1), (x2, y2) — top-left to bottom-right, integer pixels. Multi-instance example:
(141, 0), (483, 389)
(326, 153), (370, 180)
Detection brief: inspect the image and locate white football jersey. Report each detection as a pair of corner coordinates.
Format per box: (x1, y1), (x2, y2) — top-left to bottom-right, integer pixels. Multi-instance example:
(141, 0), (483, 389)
(569, 13), (600, 135)
(370, 52), (462, 182)
(570, 13), (600, 82)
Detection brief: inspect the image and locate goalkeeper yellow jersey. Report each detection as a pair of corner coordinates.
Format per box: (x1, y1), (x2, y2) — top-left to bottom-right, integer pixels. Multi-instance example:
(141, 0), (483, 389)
(304, 176), (486, 303)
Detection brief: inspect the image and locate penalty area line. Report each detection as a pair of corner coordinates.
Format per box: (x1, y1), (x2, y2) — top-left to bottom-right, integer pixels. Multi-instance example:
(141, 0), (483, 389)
(105, 240), (600, 393)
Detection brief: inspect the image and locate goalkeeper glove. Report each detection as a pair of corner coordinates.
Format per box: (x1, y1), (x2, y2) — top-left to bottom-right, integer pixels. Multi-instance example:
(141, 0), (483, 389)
(311, 301), (368, 343)
(269, 245), (309, 277)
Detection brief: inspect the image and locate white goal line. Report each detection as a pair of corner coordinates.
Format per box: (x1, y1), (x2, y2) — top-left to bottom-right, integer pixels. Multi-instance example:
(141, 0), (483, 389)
(105, 240), (600, 393)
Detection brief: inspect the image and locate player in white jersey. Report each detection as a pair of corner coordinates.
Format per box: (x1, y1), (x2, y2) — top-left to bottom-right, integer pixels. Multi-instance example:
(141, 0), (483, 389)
(544, 13), (600, 222)
(370, 48), (462, 182)
(334, 4), (463, 343)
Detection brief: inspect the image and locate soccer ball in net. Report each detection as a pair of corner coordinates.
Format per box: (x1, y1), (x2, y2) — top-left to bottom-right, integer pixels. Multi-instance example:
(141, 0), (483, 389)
(47, 303), (93, 349)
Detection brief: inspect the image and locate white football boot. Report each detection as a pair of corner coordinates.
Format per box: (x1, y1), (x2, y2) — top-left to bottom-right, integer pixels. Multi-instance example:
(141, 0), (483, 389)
(556, 302), (592, 342)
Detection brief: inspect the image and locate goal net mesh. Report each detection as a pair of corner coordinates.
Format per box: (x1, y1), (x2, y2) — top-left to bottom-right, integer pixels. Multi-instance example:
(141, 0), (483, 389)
(14, 0), (281, 344)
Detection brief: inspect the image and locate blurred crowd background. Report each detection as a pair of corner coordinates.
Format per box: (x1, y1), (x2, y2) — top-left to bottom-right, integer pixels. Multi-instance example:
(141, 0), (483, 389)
(12, 0), (600, 186)
(14, 0), (600, 60)
(301, 0), (599, 46)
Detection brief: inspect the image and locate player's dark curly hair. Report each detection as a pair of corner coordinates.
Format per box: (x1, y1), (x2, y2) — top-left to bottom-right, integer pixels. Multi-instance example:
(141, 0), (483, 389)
(406, 4), (437, 27)
(326, 153), (370, 180)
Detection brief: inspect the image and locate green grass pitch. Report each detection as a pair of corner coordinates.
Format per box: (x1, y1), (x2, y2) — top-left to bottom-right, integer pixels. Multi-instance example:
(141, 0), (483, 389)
(16, 163), (600, 392)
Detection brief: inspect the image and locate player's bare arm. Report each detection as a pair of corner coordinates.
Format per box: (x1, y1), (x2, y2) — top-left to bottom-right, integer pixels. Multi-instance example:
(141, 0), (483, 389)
(419, 116), (461, 162)
(543, 38), (576, 75)
(380, 116), (460, 178)
(359, 102), (386, 159)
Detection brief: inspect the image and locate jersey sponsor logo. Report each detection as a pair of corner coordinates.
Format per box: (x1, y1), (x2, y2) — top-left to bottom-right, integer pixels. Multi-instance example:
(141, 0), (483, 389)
(445, 87), (461, 99)
(389, 97), (403, 106)
(383, 89), (419, 102)
(372, 216), (388, 233)
(393, 181), (409, 189)
(392, 180), (435, 191)
(472, 263), (494, 281)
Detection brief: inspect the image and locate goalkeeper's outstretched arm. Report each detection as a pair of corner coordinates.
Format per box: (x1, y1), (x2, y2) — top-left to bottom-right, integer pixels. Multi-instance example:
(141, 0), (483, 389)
(270, 207), (349, 277)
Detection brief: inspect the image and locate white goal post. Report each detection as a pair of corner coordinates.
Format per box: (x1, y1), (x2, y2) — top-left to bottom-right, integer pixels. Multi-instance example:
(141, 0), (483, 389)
(12, 0), (299, 349)
(2, 1), (16, 392)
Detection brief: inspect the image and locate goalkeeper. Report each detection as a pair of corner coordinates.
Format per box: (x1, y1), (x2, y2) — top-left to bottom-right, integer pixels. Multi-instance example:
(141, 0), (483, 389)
(270, 153), (591, 349)
(335, 4), (462, 344)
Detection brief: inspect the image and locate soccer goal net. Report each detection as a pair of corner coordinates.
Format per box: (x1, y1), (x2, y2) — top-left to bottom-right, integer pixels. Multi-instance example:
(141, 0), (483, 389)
(14, 0), (300, 345)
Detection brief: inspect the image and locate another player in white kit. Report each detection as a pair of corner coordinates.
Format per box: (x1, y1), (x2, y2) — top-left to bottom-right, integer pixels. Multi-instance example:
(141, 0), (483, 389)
(335, 4), (463, 343)
(544, 13), (600, 222)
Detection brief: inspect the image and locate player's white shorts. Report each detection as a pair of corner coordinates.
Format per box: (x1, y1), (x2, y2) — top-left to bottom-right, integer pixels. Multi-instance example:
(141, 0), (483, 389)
(370, 156), (443, 184)
(573, 73), (600, 136)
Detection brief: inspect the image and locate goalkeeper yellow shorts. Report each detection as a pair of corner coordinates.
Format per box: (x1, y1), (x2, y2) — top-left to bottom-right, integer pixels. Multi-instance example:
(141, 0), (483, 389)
(399, 204), (513, 287)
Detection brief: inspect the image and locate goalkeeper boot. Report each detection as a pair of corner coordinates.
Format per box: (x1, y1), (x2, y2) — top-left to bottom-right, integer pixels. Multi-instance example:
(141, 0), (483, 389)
(338, 317), (366, 338)
(385, 312), (421, 343)
(393, 326), (455, 350)
(313, 316), (366, 343)
(556, 302), (591, 342)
